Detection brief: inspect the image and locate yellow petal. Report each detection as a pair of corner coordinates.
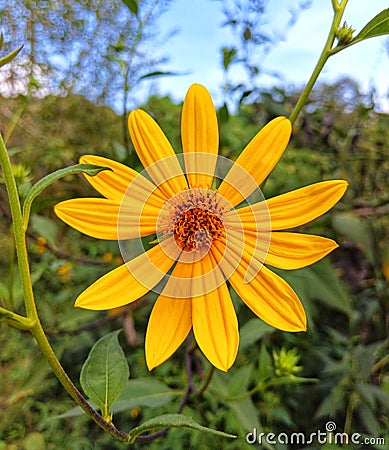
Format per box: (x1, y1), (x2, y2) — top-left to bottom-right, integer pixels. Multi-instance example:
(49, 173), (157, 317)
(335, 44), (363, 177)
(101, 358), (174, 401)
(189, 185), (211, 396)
(213, 240), (306, 332)
(79, 155), (165, 207)
(75, 241), (176, 310)
(192, 275), (239, 371)
(266, 180), (348, 230)
(217, 117), (292, 206)
(128, 109), (188, 198)
(145, 295), (192, 370)
(232, 180), (348, 232)
(145, 251), (194, 369)
(181, 84), (219, 188)
(265, 232), (338, 269)
(54, 198), (158, 240)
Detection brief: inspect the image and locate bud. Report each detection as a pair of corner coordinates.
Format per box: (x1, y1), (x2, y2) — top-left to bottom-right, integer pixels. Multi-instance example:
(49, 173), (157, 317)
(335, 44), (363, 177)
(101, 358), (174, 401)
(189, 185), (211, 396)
(273, 348), (302, 377)
(336, 22), (355, 45)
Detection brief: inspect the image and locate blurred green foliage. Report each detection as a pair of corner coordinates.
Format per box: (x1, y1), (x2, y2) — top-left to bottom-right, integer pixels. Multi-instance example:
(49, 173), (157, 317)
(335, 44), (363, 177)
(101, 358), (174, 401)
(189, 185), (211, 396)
(0, 76), (388, 448)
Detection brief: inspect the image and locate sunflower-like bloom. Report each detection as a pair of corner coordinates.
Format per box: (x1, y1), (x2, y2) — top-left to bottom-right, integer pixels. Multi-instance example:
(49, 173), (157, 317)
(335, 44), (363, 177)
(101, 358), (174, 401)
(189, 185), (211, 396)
(55, 84), (347, 371)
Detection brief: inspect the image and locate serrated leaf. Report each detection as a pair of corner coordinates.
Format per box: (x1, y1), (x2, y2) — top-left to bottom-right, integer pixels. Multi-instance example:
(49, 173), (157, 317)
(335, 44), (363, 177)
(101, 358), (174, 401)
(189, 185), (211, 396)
(127, 413), (236, 443)
(22, 163), (111, 229)
(122, 0), (138, 15)
(352, 9), (389, 43)
(80, 331), (129, 421)
(0, 44), (23, 68)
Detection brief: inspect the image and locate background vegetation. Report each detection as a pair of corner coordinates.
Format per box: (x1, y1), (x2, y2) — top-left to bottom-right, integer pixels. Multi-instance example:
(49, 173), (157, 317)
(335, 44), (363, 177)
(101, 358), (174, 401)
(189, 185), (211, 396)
(0, 0), (388, 449)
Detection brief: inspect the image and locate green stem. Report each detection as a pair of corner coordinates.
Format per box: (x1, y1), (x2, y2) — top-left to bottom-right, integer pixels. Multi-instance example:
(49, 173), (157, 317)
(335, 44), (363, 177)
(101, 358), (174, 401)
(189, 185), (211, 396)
(0, 134), (36, 319)
(225, 376), (317, 401)
(0, 133), (130, 443)
(6, 236), (15, 310)
(0, 306), (35, 330)
(289, 0), (349, 124)
(331, 0), (340, 12)
(372, 353), (389, 373)
(344, 392), (358, 435)
(197, 366), (215, 396)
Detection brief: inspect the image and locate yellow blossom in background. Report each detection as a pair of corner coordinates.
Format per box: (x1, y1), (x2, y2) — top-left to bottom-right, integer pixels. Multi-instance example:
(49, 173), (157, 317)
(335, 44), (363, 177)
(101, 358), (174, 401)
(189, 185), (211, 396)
(130, 407), (140, 419)
(103, 252), (113, 262)
(36, 236), (47, 254)
(55, 84), (347, 371)
(56, 262), (73, 282)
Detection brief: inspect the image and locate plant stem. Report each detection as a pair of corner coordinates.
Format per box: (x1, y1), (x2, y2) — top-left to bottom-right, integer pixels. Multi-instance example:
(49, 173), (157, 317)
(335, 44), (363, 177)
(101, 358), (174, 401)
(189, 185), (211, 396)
(197, 366), (215, 396)
(331, 0), (340, 12)
(344, 392), (357, 435)
(0, 133), (130, 443)
(289, 0), (348, 124)
(372, 353), (389, 373)
(0, 306), (35, 330)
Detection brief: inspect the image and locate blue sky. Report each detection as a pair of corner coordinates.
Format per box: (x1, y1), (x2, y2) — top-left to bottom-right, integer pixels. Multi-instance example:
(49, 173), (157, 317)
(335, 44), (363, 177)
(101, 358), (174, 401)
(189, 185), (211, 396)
(153, 0), (389, 111)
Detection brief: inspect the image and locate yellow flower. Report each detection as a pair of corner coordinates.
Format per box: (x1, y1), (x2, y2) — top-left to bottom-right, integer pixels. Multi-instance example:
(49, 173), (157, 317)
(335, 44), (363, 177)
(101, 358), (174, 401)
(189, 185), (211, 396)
(56, 262), (73, 282)
(103, 252), (113, 262)
(54, 84), (347, 372)
(36, 236), (47, 254)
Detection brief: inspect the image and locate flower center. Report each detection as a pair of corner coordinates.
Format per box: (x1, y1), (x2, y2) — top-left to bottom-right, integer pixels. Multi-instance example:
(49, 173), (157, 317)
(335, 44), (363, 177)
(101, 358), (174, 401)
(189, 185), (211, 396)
(173, 207), (224, 252)
(159, 188), (226, 252)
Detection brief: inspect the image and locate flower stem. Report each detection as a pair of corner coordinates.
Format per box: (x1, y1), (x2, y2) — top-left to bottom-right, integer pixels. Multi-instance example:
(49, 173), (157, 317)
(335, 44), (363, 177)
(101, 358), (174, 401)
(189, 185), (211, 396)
(0, 132), (130, 443)
(0, 306), (35, 330)
(289, 0), (348, 124)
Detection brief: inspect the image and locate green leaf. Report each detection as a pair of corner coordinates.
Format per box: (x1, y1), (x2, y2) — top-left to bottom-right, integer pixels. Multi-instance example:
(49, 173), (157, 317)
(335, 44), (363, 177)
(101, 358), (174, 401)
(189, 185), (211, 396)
(122, 0), (138, 15)
(30, 215), (58, 248)
(139, 71), (182, 80)
(221, 47), (237, 70)
(0, 44), (23, 68)
(22, 163), (111, 230)
(218, 102), (229, 124)
(332, 212), (374, 262)
(357, 403), (381, 436)
(257, 344), (273, 382)
(80, 330), (129, 421)
(352, 9), (389, 44)
(276, 260), (352, 317)
(227, 365), (253, 397)
(54, 378), (181, 419)
(210, 368), (269, 445)
(127, 413), (236, 443)
(112, 377), (181, 411)
(239, 318), (275, 350)
(354, 344), (376, 381)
